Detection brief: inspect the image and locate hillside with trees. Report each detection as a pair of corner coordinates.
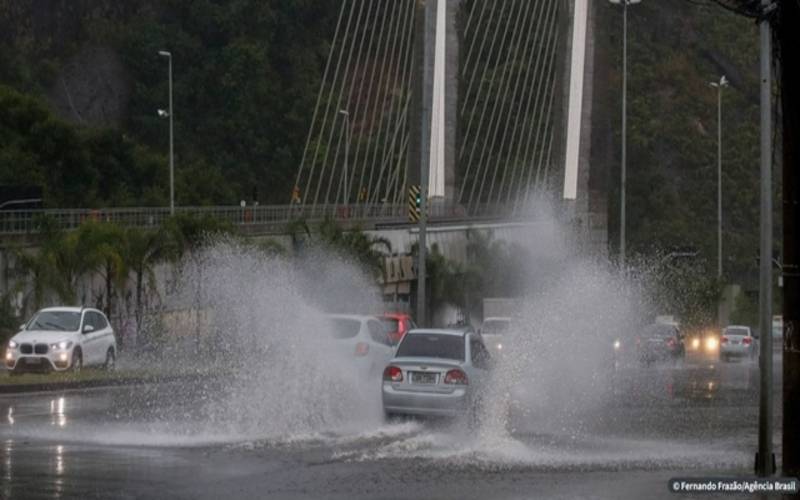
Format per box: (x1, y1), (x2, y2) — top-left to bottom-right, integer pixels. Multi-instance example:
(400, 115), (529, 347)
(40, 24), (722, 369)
(0, 1), (766, 288)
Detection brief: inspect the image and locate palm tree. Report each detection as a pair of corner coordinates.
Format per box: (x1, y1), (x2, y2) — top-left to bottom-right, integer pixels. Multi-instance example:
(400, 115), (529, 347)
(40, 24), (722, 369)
(77, 221), (126, 317)
(123, 226), (167, 345)
(316, 218), (392, 276)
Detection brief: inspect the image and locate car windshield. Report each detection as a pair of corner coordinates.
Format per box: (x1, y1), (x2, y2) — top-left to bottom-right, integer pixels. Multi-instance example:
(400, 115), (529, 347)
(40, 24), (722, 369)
(380, 318), (400, 332)
(396, 333), (465, 361)
(482, 319), (510, 335)
(27, 311), (81, 332)
(725, 327), (750, 337)
(328, 318), (360, 339)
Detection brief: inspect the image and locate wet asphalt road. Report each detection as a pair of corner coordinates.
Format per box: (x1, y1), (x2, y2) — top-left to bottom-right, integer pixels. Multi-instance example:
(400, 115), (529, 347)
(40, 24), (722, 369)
(0, 351), (783, 500)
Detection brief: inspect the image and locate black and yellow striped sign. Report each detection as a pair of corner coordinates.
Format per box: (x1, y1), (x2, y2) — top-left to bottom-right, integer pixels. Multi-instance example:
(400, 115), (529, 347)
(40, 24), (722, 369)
(407, 184), (421, 222)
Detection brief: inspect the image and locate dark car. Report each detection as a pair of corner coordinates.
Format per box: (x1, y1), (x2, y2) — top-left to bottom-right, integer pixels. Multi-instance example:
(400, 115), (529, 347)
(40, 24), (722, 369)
(637, 323), (685, 364)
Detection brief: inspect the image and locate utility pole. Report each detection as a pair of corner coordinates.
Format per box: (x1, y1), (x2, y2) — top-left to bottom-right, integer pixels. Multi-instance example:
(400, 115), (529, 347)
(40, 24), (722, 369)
(416, 0), (436, 328)
(755, 0), (775, 477)
(158, 50), (175, 215)
(782, 0), (800, 476)
(710, 75), (728, 280)
(609, 0), (641, 269)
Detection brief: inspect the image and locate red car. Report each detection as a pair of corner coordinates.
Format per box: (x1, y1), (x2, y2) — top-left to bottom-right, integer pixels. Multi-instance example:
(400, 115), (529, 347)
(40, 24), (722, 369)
(380, 313), (416, 345)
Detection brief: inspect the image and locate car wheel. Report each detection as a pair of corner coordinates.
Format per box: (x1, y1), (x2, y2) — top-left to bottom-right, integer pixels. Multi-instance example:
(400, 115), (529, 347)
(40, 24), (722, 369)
(104, 348), (116, 370)
(71, 350), (83, 373)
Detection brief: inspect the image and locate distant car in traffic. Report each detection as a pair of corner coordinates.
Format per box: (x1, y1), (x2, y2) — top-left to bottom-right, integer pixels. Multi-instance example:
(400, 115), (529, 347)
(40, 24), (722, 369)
(325, 314), (395, 378)
(382, 329), (491, 420)
(479, 316), (511, 354)
(637, 323), (685, 364)
(685, 326), (721, 358)
(720, 325), (757, 361)
(5, 307), (117, 374)
(379, 312), (416, 345)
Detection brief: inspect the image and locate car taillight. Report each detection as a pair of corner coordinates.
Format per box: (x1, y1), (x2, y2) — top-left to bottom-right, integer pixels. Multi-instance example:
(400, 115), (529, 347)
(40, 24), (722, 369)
(444, 369), (468, 385)
(721, 336), (729, 344)
(743, 337), (752, 345)
(383, 365), (403, 382)
(355, 342), (369, 356)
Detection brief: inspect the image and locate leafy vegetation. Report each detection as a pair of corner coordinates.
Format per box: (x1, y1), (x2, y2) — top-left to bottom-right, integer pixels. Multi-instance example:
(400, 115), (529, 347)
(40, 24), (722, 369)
(0, 1), (341, 206)
(602, 0), (767, 285)
(7, 214), (233, 347)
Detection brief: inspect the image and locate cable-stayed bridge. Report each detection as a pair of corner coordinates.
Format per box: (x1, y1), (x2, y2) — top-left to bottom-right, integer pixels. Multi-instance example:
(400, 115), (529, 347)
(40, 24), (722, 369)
(0, 0), (606, 258)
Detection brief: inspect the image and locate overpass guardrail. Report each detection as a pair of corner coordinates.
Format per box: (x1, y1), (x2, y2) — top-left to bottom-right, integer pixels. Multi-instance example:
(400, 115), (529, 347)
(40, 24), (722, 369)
(0, 203), (517, 235)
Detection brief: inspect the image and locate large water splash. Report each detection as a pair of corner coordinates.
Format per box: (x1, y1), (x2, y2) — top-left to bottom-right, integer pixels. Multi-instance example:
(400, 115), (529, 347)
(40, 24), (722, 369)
(158, 239), (387, 438)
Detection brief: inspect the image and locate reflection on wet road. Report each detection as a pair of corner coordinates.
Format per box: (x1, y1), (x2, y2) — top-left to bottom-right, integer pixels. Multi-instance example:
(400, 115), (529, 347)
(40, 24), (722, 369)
(0, 353), (781, 500)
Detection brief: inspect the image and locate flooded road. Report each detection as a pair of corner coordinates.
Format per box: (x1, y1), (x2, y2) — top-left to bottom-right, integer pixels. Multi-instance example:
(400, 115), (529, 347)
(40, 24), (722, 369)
(0, 352), (779, 499)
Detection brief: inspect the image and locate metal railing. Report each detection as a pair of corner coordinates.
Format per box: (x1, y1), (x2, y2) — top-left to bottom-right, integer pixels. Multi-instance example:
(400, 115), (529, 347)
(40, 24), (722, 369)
(0, 202), (517, 235)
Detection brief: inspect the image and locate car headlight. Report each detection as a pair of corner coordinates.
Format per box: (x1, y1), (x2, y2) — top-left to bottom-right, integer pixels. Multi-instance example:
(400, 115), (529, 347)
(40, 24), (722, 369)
(705, 337), (719, 352)
(496, 343), (503, 350)
(50, 341), (73, 351)
(7, 340), (17, 349)
(691, 338), (700, 350)
(613, 339), (621, 351)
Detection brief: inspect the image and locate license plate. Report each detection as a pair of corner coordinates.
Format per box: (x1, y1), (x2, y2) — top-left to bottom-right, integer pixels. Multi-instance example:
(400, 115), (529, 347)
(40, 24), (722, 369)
(411, 372), (437, 384)
(732, 341), (740, 345)
(25, 357), (41, 364)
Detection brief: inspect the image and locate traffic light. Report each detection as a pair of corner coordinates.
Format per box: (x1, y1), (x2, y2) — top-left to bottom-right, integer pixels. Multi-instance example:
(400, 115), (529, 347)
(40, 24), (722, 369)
(408, 185), (421, 222)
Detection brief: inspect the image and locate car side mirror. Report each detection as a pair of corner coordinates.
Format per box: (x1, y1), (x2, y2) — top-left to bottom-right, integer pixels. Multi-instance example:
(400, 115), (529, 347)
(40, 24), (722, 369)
(82, 324), (95, 334)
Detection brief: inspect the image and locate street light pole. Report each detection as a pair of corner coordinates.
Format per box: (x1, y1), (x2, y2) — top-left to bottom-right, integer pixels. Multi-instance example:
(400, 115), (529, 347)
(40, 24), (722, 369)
(710, 75), (728, 280)
(339, 109), (351, 205)
(610, 0), (641, 269)
(159, 50), (174, 216)
(755, 0), (774, 476)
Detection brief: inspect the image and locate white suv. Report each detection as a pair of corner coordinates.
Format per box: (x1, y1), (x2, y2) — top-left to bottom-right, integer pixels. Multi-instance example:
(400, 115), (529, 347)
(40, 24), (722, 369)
(4, 307), (117, 374)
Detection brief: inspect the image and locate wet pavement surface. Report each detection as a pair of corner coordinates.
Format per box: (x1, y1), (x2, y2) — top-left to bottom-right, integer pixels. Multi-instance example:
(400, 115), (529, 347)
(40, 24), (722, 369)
(0, 352), (782, 499)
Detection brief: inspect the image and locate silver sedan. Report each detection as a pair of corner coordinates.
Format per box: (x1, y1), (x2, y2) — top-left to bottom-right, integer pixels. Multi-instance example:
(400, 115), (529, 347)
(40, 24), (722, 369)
(382, 329), (491, 419)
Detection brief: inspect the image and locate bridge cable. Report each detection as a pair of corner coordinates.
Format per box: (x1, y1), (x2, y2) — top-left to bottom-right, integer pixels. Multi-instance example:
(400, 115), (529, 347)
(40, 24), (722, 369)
(361, 0), (413, 207)
(457, 0), (514, 206)
(367, 0), (416, 210)
(318, 0), (370, 208)
(515, 3), (561, 211)
(504, 0), (559, 210)
(302, 0), (358, 208)
(361, 1), (407, 210)
(330, 0), (379, 207)
(463, 0), (523, 211)
(350, 0), (393, 211)
(485, 0), (547, 208)
(302, 0), (359, 209)
(357, 0), (403, 209)
(470, 0), (537, 211)
(502, 0), (557, 206)
(460, 0), (491, 79)
(294, 1), (348, 204)
(459, 0), (499, 118)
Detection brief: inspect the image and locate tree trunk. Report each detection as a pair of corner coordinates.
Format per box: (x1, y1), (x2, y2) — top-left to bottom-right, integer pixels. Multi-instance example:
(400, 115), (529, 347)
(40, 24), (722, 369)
(105, 260), (113, 318)
(781, 0), (800, 476)
(135, 268), (144, 350)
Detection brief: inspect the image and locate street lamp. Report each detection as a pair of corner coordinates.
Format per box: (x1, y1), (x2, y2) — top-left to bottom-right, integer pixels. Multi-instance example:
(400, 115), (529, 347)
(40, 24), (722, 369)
(339, 109), (351, 205)
(158, 50), (174, 215)
(710, 75), (728, 280)
(609, 0), (641, 270)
